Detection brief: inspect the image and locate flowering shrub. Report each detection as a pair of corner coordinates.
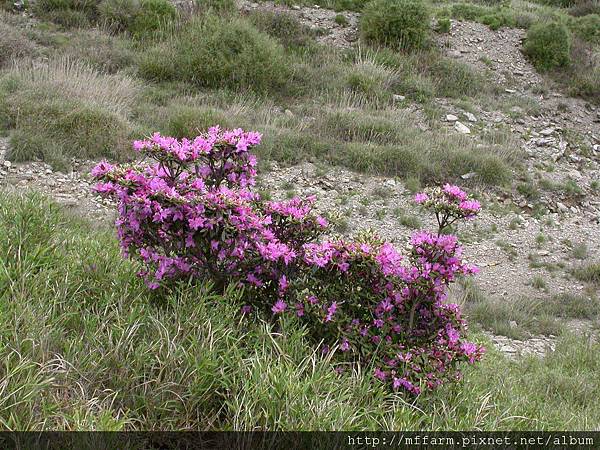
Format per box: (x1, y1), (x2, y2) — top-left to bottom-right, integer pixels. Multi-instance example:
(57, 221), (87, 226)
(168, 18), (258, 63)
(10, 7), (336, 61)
(92, 127), (484, 395)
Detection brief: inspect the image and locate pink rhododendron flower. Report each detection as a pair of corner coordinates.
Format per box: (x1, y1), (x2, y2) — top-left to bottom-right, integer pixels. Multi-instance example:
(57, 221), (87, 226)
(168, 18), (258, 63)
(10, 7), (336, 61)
(92, 128), (484, 397)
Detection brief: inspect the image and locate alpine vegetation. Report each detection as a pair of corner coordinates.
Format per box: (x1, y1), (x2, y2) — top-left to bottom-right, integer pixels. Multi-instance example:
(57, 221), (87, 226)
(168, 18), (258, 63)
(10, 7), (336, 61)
(92, 127), (484, 395)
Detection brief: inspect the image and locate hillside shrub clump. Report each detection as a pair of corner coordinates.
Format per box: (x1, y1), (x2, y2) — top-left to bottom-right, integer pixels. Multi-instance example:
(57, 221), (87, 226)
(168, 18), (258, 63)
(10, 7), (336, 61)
(360, 0), (430, 51)
(569, 13), (600, 43)
(128, 0), (176, 39)
(138, 15), (289, 93)
(92, 127), (484, 395)
(37, 0), (175, 36)
(1, 58), (137, 168)
(98, 0), (141, 32)
(34, 0), (100, 28)
(523, 22), (572, 71)
(249, 10), (315, 50)
(0, 21), (39, 67)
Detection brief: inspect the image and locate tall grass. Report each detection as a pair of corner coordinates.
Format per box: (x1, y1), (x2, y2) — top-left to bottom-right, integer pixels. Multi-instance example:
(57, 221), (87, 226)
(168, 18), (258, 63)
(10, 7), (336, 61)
(0, 57), (138, 168)
(10, 57), (139, 116)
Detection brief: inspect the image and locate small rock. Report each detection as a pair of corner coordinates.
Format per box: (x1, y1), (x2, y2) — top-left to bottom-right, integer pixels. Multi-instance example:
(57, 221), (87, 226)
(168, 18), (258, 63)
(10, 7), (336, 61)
(445, 114), (459, 122)
(461, 172), (476, 180)
(384, 179), (396, 187)
(464, 112), (477, 122)
(505, 89), (516, 94)
(509, 320), (518, 328)
(556, 202), (568, 213)
(3, 160), (11, 169)
(539, 128), (554, 136)
(392, 94), (406, 102)
(454, 121), (471, 134)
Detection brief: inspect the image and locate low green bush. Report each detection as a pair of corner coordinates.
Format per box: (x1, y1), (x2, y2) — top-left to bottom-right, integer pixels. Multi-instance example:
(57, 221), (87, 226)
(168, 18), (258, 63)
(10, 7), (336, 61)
(249, 10), (314, 50)
(98, 0), (141, 32)
(138, 15), (290, 93)
(195, 0), (236, 12)
(436, 17), (451, 33)
(0, 59), (137, 169)
(7, 93), (131, 169)
(451, 3), (489, 21)
(34, 0), (100, 28)
(523, 22), (572, 71)
(568, 0), (600, 17)
(360, 0), (430, 51)
(569, 13), (600, 43)
(162, 105), (231, 138)
(128, 0), (176, 39)
(0, 21), (40, 67)
(450, 3), (532, 30)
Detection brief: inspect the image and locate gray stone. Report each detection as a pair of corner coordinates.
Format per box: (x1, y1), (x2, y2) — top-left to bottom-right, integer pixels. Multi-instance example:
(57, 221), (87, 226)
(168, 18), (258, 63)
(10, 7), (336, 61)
(454, 121), (471, 134)
(464, 112), (477, 122)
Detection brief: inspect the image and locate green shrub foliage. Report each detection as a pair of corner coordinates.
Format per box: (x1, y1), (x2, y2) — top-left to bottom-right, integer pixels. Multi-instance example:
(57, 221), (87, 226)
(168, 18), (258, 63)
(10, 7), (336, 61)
(523, 22), (572, 71)
(360, 0), (430, 51)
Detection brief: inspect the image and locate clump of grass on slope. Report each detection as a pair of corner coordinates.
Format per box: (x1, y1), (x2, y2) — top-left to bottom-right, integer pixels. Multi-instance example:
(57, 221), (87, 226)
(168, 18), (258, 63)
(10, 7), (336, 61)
(138, 14), (290, 94)
(1, 193), (600, 430)
(0, 17), (41, 68)
(573, 261), (600, 285)
(523, 21), (572, 71)
(0, 57), (138, 169)
(360, 0), (430, 51)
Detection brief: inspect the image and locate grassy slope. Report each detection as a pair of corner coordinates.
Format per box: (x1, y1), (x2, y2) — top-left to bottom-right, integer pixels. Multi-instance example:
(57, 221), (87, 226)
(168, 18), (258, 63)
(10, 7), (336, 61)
(1, 192), (599, 430)
(0, 7), (523, 182)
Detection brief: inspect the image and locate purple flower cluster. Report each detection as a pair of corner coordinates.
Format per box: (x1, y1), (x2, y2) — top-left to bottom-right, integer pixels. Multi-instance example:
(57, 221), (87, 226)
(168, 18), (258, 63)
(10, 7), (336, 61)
(415, 184), (481, 232)
(93, 127), (484, 396)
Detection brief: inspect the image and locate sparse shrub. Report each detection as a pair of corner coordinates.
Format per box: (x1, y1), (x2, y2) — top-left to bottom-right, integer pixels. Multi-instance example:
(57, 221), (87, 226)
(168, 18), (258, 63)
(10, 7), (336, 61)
(568, 0), (600, 17)
(139, 15), (289, 93)
(34, 0), (100, 28)
(249, 10), (314, 50)
(530, 275), (547, 290)
(98, 0), (141, 32)
(430, 58), (484, 98)
(570, 242), (588, 259)
(335, 13), (349, 26)
(523, 22), (572, 71)
(573, 262), (600, 284)
(451, 3), (488, 21)
(569, 14), (600, 43)
(92, 129), (484, 395)
(0, 21), (40, 67)
(360, 0), (430, 51)
(128, 0), (176, 39)
(8, 95), (130, 169)
(61, 29), (135, 73)
(436, 17), (451, 33)
(195, 0), (235, 12)
(164, 105), (231, 138)
(1, 58), (137, 169)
